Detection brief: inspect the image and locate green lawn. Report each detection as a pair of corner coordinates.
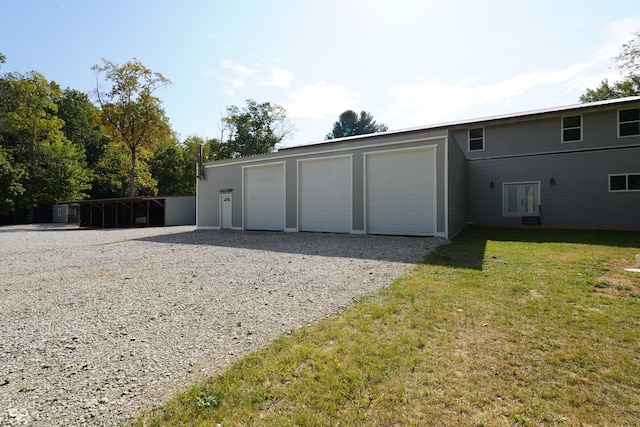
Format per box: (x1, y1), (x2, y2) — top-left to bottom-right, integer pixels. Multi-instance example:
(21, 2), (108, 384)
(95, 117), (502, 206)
(130, 228), (640, 426)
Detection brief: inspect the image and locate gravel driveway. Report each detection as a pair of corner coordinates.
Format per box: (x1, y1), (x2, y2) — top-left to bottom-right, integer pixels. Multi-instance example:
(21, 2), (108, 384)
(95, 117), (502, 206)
(0, 225), (445, 426)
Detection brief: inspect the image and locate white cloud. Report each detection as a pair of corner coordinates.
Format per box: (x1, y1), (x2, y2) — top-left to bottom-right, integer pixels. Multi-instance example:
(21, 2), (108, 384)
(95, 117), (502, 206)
(385, 60), (613, 126)
(383, 15), (640, 127)
(262, 67), (293, 88)
(283, 82), (361, 119)
(205, 60), (294, 90)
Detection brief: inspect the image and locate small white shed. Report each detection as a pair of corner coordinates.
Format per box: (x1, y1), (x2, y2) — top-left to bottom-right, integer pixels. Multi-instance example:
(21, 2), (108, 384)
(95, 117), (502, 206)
(53, 203), (79, 223)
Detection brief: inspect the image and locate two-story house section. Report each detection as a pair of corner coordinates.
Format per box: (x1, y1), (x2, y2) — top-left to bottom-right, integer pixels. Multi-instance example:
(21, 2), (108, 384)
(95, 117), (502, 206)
(197, 96), (640, 238)
(451, 96), (640, 229)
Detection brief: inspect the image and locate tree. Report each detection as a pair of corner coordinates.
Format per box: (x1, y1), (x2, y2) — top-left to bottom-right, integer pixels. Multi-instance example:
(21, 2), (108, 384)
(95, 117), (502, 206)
(615, 31), (640, 76)
(57, 88), (108, 169)
(0, 145), (25, 216)
(92, 58), (172, 197)
(580, 77), (640, 102)
(581, 32), (640, 102)
(0, 71), (91, 221)
(94, 140), (157, 198)
(219, 99), (294, 158)
(325, 110), (388, 139)
(150, 134), (198, 195)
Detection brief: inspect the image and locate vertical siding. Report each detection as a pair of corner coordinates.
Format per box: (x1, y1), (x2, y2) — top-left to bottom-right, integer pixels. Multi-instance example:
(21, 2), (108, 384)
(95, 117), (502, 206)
(285, 159), (297, 230)
(435, 142), (446, 236)
(197, 130), (448, 235)
(352, 154), (365, 231)
(197, 165), (242, 228)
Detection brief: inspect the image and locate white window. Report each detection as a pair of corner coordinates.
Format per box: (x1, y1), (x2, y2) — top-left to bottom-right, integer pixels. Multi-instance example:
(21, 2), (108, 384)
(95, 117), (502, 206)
(468, 127), (484, 151)
(618, 108), (640, 137)
(562, 115), (582, 142)
(503, 182), (540, 216)
(609, 173), (640, 192)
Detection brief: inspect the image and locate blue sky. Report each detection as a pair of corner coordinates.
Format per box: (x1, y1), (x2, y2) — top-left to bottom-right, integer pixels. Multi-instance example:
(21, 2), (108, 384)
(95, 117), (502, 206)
(2, 1), (640, 148)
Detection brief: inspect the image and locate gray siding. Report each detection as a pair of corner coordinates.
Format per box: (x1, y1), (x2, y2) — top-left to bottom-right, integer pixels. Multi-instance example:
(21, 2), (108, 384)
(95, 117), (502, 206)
(456, 101), (640, 228)
(467, 146), (640, 227)
(453, 106), (640, 160)
(165, 196), (196, 226)
(198, 129), (448, 236)
(197, 165), (243, 228)
(434, 141), (446, 235)
(446, 135), (467, 237)
(53, 204), (69, 223)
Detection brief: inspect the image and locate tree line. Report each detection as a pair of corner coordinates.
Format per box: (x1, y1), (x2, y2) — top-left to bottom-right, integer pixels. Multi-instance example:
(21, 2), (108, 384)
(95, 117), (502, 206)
(0, 56), (298, 222)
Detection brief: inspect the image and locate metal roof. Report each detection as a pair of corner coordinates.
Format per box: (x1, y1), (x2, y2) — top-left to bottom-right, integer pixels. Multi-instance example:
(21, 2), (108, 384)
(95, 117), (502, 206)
(279, 96), (640, 152)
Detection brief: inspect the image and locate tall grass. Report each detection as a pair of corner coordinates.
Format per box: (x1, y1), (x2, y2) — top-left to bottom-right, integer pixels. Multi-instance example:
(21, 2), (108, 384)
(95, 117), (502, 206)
(130, 228), (640, 426)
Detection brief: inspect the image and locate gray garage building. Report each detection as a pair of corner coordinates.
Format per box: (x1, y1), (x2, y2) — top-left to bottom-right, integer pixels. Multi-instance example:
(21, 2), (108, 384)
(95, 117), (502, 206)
(196, 96), (640, 238)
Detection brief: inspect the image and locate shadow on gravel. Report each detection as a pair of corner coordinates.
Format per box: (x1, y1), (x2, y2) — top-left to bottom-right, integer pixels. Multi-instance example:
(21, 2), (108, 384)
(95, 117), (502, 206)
(0, 224), (83, 233)
(133, 229), (443, 263)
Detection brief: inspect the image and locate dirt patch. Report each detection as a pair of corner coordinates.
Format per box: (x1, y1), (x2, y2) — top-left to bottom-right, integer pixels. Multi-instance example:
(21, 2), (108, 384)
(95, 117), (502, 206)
(593, 259), (640, 298)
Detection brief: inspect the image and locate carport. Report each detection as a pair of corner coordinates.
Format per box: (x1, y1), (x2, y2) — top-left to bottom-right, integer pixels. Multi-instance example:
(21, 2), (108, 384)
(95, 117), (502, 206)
(77, 197), (167, 228)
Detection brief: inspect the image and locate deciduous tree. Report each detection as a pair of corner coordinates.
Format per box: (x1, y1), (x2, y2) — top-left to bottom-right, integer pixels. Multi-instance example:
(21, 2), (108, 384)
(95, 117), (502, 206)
(219, 99), (294, 158)
(92, 58), (172, 197)
(57, 88), (108, 169)
(0, 145), (25, 216)
(95, 140), (157, 198)
(0, 71), (90, 221)
(581, 31), (640, 102)
(150, 134), (198, 195)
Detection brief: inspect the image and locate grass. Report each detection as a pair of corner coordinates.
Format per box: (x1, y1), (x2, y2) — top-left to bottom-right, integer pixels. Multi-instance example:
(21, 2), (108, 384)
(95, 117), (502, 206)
(129, 227), (640, 426)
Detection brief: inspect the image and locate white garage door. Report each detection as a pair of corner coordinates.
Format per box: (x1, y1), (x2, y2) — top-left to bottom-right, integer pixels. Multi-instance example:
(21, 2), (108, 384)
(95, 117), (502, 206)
(299, 156), (352, 233)
(244, 163), (285, 231)
(366, 147), (435, 236)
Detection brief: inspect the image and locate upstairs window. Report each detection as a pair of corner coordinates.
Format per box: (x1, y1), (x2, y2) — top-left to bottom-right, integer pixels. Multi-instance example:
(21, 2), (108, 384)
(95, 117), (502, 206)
(609, 173), (640, 191)
(562, 115), (582, 142)
(468, 127), (484, 151)
(619, 108), (640, 137)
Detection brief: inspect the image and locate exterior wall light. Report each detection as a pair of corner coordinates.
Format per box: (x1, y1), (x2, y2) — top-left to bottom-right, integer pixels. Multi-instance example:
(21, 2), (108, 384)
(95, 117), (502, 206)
(490, 181), (495, 189)
(550, 177), (556, 186)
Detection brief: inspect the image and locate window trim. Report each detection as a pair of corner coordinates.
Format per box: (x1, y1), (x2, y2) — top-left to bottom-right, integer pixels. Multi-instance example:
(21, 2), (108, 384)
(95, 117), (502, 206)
(609, 173), (640, 192)
(561, 114), (582, 143)
(502, 181), (541, 217)
(468, 127), (484, 152)
(617, 108), (640, 138)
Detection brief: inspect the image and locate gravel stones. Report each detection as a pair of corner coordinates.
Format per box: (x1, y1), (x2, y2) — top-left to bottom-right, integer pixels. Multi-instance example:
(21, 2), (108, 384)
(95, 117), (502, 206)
(0, 224), (445, 426)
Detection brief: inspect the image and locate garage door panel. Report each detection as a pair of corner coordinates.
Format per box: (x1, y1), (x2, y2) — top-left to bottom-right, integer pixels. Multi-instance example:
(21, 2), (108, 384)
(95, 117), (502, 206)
(299, 157), (351, 233)
(244, 164), (285, 231)
(366, 148), (435, 236)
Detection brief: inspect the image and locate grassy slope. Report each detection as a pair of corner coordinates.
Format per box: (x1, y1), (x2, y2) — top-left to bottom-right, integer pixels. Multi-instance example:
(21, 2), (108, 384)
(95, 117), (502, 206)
(131, 228), (640, 426)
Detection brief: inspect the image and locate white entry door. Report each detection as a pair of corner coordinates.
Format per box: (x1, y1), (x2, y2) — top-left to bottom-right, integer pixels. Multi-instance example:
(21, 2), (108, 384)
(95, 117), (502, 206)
(220, 194), (232, 229)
